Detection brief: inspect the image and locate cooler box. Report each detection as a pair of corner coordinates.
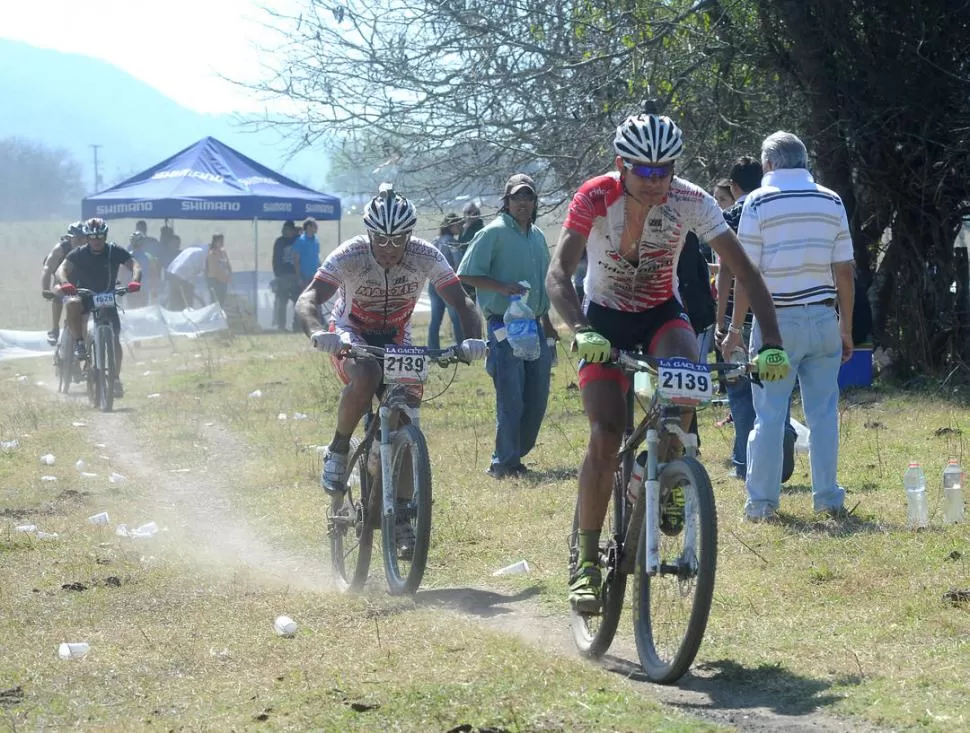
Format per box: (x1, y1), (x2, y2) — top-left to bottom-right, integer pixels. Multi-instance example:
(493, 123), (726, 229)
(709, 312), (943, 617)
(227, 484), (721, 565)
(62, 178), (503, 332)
(838, 347), (873, 389)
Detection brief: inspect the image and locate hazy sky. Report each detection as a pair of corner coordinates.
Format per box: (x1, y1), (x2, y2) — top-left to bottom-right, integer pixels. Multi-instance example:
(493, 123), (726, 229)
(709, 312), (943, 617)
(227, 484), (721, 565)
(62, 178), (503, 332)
(2, 0), (299, 114)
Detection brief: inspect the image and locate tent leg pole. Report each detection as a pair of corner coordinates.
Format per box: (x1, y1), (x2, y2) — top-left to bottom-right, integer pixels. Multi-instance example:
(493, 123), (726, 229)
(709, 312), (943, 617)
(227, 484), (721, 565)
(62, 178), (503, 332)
(253, 218), (259, 327)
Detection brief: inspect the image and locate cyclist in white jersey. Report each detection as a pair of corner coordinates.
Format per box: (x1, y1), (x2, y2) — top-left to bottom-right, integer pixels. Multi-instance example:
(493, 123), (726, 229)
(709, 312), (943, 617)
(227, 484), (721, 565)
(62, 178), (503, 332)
(546, 111), (791, 613)
(296, 184), (486, 505)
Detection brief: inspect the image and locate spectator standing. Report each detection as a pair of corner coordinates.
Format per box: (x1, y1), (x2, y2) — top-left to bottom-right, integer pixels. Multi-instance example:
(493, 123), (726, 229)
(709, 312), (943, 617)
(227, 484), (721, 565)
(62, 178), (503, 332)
(127, 232), (162, 307)
(428, 213), (465, 349)
(291, 217), (321, 291)
(721, 132), (855, 521)
(205, 233), (233, 307)
(457, 174), (558, 478)
(716, 155), (797, 482)
(165, 241), (205, 310)
(271, 220), (300, 330)
(457, 200), (484, 302)
(712, 178), (736, 211)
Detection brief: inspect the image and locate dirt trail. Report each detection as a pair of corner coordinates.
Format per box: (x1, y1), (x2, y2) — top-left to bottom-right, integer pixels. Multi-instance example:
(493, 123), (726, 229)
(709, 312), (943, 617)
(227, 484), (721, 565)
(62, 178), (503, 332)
(85, 408), (331, 591)
(54, 382), (887, 733)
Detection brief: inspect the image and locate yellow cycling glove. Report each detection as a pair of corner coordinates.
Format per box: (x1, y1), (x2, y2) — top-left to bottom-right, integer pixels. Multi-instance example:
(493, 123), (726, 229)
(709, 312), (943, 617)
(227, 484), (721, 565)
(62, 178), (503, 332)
(755, 345), (791, 382)
(574, 330), (611, 363)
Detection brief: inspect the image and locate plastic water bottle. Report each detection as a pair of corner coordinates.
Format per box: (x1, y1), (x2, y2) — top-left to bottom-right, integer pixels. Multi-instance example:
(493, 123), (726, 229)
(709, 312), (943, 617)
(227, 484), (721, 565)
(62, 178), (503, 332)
(626, 451), (649, 504)
(504, 281), (540, 361)
(725, 346), (747, 383)
(904, 462), (929, 528)
(943, 460), (964, 524)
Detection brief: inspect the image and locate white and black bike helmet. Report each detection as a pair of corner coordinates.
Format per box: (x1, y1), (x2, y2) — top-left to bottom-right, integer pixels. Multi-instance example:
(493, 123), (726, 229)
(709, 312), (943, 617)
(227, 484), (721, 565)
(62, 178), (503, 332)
(362, 183), (417, 235)
(613, 114), (684, 163)
(82, 217), (109, 237)
(67, 220), (86, 237)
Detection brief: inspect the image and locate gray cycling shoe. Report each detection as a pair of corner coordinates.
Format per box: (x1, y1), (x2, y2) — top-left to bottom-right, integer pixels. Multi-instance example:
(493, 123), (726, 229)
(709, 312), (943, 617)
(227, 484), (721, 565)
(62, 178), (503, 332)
(321, 448), (348, 495)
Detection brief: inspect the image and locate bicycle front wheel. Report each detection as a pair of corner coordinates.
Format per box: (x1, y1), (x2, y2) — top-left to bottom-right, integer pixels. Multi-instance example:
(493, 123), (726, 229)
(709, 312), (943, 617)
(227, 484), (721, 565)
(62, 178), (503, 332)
(632, 456), (717, 684)
(330, 437), (375, 592)
(568, 465), (628, 658)
(382, 424), (432, 595)
(98, 327), (116, 413)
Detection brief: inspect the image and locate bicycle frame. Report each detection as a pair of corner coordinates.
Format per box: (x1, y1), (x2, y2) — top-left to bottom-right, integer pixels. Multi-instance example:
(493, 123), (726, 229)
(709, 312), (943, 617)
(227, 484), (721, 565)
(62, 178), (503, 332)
(613, 351), (749, 577)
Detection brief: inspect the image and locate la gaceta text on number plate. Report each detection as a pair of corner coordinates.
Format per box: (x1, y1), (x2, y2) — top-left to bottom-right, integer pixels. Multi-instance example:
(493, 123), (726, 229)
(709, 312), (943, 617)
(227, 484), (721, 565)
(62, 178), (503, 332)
(383, 345), (429, 384)
(656, 357), (713, 404)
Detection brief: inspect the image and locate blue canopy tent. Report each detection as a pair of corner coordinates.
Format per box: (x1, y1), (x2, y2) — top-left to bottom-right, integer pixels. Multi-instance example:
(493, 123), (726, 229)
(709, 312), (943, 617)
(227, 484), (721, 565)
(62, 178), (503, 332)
(82, 136), (341, 308)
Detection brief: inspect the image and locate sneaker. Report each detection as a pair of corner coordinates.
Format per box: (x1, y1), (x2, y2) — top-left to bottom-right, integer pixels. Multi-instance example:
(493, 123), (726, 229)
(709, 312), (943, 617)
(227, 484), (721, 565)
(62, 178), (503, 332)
(395, 501), (416, 561)
(46, 329), (59, 346)
(74, 342), (86, 360)
(660, 484), (686, 536)
(744, 508), (781, 524)
(782, 429), (796, 483)
(569, 561), (602, 614)
(485, 465), (509, 479)
(321, 448), (349, 496)
(112, 379), (124, 398)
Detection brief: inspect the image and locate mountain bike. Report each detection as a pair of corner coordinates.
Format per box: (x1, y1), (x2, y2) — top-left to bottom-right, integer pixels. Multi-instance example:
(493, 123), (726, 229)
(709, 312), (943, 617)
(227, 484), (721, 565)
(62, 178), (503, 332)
(568, 350), (757, 684)
(62, 286), (131, 413)
(328, 343), (472, 595)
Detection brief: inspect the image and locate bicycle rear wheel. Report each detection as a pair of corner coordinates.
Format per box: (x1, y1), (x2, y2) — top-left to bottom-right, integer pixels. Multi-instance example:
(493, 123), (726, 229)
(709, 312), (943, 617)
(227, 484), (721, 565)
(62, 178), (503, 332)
(382, 424), (432, 595)
(56, 336), (72, 394)
(330, 437), (375, 592)
(632, 456), (717, 684)
(569, 465), (629, 658)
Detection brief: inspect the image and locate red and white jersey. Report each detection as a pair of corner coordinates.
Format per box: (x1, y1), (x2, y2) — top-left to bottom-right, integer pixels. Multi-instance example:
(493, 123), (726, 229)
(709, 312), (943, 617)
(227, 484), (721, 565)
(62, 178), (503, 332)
(314, 235), (459, 343)
(563, 172), (728, 312)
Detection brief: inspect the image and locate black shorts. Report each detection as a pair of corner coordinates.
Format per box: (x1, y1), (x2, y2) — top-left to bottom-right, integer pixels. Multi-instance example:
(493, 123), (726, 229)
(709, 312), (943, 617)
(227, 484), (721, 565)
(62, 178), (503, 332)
(585, 298), (694, 352)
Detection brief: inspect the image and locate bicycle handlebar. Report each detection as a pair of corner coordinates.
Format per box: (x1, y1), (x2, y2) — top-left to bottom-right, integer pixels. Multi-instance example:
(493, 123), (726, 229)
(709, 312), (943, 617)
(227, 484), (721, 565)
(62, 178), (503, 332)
(341, 343), (471, 367)
(613, 349), (762, 386)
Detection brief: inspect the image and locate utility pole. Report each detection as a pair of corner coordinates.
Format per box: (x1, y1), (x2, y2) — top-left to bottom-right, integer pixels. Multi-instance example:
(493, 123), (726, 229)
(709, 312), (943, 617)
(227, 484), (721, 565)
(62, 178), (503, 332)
(90, 144), (103, 192)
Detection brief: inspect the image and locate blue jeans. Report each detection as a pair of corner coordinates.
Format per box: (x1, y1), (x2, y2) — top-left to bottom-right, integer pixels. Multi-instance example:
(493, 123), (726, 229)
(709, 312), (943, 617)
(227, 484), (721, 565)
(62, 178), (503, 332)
(725, 318), (795, 479)
(746, 305), (844, 516)
(427, 286), (463, 350)
(485, 317), (552, 472)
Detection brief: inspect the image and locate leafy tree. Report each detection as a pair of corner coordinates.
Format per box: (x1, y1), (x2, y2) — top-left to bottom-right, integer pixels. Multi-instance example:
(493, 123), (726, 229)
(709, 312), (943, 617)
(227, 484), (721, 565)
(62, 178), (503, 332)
(0, 137), (84, 221)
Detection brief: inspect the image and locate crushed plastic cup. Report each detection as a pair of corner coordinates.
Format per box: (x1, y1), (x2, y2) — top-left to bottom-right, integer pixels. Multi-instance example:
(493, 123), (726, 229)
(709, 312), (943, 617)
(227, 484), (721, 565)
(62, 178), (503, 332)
(292, 412), (308, 420)
(75, 459), (87, 472)
(88, 512), (110, 525)
(147, 393), (162, 399)
(142, 370), (152, 376)
(40, 454), (55, 466)
(1, 439), (19, 451)
(36, 531), (59, 540)
(249, 390), (263, 399)
(16, 375), (28, 384)
(278, 413), (287, 421)
(14, 524), (37, 533)
(274, 615), (298, 637)
(58, 642), (90, 659)
(71, 421), (87, 428)
(131, 521), (159, 538)
(80, 472), (98, 479)
(41, 475), (57, 482)
(492, 559), (530, 576)
(108, 472), (126, 484)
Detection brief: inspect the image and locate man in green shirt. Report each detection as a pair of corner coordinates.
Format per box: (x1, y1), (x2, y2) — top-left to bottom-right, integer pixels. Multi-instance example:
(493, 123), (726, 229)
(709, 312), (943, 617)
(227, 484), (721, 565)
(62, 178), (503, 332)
(458, 173), (559, 478)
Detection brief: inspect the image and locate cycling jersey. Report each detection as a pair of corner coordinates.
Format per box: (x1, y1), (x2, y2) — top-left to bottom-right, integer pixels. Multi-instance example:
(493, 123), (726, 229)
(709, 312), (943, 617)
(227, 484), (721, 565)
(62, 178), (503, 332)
(563, 172), (728, 312)
(314, 234), (459, 344)
(64, 244), (133, 292)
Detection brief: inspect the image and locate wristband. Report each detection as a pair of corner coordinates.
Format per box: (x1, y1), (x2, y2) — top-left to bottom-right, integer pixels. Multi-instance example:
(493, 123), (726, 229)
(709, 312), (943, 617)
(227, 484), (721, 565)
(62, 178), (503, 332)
(574, 324), (593, 334)
(727, 324), (742, 335)
(758, 343), (783, 353)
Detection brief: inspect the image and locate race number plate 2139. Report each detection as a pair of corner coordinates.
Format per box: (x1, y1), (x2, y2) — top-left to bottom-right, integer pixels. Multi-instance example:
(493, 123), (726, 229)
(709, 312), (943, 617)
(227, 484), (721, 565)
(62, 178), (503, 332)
(656, 357), (713, 404)
(383, 346), (428, 384)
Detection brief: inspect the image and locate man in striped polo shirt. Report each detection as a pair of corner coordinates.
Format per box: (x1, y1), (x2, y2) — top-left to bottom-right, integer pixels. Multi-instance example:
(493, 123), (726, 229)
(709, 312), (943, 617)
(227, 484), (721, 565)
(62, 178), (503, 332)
(722, 131), (855, 521)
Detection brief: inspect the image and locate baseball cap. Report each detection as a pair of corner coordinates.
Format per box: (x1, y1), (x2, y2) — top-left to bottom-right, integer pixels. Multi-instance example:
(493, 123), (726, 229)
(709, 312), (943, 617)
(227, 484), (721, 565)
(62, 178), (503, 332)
(505, 173), (536, 196)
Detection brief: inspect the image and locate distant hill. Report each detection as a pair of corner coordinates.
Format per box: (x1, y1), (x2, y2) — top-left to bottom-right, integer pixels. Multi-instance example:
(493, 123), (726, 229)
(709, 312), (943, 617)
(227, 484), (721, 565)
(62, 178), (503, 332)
(0, 39), (329, 193)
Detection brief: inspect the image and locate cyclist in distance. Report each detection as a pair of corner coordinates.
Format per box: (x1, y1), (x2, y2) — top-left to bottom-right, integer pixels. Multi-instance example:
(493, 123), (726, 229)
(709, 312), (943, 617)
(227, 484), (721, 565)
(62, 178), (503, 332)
(546, 109), (791, 613)
(41, 221), (87, 345)
(296, 184), (486, 513)
(53, 217), (142, 398)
